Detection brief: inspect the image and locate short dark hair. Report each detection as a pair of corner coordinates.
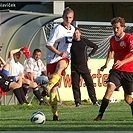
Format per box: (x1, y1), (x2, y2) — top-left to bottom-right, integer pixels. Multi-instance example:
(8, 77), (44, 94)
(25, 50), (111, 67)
(75, 27), (81, 33)
(111, 17), (125, 27)
(33, 49), (41, 55)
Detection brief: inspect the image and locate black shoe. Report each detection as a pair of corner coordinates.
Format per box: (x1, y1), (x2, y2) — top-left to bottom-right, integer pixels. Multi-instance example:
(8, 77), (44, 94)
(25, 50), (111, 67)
(41, 89), (48, 97)
(76, 103), (81, 107)
(94, 115), (102, 121)
(39, 101), (49, 106)
(93, 101), (101, 106)
(53, 115), (59, 121)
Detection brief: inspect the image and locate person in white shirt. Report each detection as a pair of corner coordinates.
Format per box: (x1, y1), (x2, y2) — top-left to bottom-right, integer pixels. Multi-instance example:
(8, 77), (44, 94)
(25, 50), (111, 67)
(43, 7), (75, 121)
(0, 56), (22, 103)
(8, 47), (47, 105)
(24, 48), (48, 93)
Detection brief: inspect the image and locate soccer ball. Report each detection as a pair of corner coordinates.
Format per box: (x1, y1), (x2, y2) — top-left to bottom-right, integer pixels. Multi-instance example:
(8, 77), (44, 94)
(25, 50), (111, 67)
(30, 111), (46, 124)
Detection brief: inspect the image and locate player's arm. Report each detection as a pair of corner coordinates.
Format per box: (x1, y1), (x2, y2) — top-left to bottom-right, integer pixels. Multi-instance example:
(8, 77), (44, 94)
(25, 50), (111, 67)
(8, 48), (22, 60)
(46, 45), (61, 55)
(100, 50), (114, 71)
(114, 52), (133, 69)
(86, 39), (98, 58)
(42, 70), (47, 76)
(24, 60), (34, 81)
(0, 56), (6, 66)
(114, 35), (133, 69)
(46, 45), (67, 58)
(46, 25), (68, 58)
(27, 72), (34, 82)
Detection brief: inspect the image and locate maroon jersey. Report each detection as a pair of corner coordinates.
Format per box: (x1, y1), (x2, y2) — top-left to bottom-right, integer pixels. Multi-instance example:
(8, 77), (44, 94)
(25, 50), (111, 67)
(110, 33), (133, 72)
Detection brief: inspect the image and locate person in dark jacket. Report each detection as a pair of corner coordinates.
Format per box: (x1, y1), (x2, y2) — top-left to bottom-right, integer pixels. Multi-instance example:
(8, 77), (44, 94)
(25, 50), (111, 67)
(70, 27), (100, 107)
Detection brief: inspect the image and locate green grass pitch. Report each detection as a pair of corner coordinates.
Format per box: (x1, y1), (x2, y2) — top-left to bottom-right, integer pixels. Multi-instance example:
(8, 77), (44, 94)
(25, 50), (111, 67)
(0, 99), (133, 131)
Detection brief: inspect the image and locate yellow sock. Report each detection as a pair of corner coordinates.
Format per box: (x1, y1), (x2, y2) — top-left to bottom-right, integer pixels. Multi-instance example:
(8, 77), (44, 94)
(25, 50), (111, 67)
(46, 73), (60, 91)
(49, 92), (58, 115)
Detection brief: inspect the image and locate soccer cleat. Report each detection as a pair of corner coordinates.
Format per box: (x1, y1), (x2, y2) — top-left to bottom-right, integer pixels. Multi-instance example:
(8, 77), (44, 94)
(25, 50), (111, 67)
(94, 115), (102, 121)
(39, 101), (49, 106)
(27, 103), (32, 106)
(22, 103), (32, 106)
(41, 88), (48, 97)
(75, 103), (81, 107)
(93, 101), (101, 106)
(53, 114), (59, 121)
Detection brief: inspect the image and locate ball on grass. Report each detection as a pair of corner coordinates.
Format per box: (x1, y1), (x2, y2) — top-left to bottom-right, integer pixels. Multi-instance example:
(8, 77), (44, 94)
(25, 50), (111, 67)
(30, 111), (46, 124)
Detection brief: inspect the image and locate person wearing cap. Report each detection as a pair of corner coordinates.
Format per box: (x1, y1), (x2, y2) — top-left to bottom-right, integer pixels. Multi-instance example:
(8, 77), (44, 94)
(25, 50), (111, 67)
(21, 47), (30, 59)
(24, 49), (48, 94)
(8, 47), (47, 105)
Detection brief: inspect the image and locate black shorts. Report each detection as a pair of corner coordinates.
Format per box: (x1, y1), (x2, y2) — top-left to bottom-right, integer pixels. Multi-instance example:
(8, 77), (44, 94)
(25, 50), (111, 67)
(0, 73), (14, 92)
(107, 69), (133, 95)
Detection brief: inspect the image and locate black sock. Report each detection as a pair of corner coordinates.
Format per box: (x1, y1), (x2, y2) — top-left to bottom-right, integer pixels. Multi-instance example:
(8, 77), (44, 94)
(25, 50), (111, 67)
(22, 85), (29, 96)
(129, 101), (133, 115)
(13, 88), (24, 104)
(98, 97), (109, 117)
(33, 87), (43, 102)
(19, 87), (28, 104)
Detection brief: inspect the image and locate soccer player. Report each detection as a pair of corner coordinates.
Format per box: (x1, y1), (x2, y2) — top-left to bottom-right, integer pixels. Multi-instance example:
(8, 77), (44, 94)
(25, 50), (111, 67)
(42, 7), (75, 120)
(71, 27), (100, 107)
(94, 17), (133, 121)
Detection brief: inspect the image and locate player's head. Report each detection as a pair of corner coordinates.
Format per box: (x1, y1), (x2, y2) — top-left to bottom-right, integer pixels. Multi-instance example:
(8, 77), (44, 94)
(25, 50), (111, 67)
(73, 27), (81, 41)
(13, 51), (22, 62)
(111, 17), (125, 38)
(33, 49), (42, 61)
(62, 7), (74, 26)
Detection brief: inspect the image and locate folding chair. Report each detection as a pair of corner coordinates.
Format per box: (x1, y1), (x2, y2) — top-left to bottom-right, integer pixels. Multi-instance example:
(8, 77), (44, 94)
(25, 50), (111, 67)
(0, 87), (6, 105)
(0, 88), (18, 105)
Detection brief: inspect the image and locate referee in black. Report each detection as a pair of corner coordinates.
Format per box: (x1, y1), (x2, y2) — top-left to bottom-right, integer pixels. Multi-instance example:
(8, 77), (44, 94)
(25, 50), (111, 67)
(70, 27), (100, 107)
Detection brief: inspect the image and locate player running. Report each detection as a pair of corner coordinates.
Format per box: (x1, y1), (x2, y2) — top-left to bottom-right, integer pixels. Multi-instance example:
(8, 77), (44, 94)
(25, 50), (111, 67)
(94, 17), (133, 121)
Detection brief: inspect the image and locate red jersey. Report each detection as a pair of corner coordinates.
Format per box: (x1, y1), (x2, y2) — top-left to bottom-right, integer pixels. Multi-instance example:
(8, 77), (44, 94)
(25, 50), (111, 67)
(110, 33), (133, 72)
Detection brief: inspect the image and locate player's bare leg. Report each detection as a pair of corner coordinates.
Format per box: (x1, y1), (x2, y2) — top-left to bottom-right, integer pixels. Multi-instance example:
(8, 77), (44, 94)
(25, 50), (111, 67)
(45, 60), (67, 92)
(9, 76), (22, 90)
(124, 93), (133, 116)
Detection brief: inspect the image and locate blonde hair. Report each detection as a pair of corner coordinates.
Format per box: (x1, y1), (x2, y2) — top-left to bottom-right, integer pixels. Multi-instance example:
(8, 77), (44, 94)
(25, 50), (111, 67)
(63, 7), (74, 17)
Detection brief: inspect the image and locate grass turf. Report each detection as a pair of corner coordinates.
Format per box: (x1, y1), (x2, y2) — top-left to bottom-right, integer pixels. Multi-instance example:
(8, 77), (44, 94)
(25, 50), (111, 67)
(0, 99), (133, 131)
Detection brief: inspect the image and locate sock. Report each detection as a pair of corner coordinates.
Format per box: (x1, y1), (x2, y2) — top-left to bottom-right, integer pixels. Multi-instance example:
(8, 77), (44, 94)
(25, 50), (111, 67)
(13, 88), (24, 104)
(129, 101), (133, 115)
(22, 84), (29, 96)
(45, 73), (60, 91)
(19, 87), (28, 104)
(49, 92), (58, 116)
(98, 97), (109, 117)
(33, 87), (43, 102)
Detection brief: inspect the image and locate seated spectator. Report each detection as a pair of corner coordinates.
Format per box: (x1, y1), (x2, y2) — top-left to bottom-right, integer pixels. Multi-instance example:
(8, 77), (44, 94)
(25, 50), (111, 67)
(8, 47), (48, 105)
(0, 56), (29, 105)
(24, 49), (48, 95)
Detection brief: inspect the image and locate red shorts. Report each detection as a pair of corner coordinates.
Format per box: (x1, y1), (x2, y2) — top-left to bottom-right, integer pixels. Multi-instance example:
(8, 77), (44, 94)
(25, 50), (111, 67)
(47, 58), (69, 78)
